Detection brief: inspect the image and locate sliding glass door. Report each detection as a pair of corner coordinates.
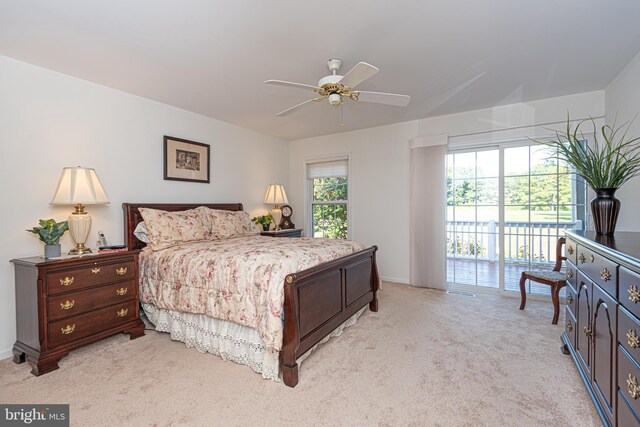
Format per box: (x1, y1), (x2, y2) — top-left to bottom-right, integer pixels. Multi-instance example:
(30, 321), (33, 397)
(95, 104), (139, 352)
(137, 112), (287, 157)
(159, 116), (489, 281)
(446, 142), (586, 296)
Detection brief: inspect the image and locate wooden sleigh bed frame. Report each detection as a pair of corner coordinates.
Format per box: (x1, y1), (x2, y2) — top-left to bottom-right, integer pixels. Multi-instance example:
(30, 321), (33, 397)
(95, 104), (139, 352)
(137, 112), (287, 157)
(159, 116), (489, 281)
(122, 202), (380, 387)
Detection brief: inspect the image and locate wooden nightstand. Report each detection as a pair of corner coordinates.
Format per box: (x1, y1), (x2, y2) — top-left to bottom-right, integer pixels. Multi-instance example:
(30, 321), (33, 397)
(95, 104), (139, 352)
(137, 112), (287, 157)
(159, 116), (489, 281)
(260, 229), (303, 238)
(11, 250), (145, 376)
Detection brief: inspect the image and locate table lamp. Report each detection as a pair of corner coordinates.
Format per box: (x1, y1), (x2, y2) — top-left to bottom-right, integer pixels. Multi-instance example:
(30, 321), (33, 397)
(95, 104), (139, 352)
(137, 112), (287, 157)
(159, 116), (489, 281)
(264, 184), (288, 231)
(50, 167), (110, 254)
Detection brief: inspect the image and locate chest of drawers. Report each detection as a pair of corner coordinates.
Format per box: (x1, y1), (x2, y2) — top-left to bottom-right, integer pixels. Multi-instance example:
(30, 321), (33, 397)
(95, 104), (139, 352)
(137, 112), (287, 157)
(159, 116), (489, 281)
(11, 251), (145, 376)
(563, 231), (640, 426)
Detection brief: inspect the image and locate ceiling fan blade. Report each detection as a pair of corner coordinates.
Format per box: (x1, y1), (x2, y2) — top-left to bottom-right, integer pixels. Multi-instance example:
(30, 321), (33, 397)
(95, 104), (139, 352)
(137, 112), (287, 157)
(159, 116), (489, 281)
(276, 98), (322, 117)
(264, 80), (320, 91)
(338, 62), (379, 89)
(355, 91), (411, 107)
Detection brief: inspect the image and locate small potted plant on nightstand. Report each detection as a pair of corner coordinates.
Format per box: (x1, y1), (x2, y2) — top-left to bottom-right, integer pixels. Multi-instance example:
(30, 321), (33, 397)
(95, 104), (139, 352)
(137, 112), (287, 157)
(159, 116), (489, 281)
(252, 213), (273, 231)
(26, 219), (69, 258)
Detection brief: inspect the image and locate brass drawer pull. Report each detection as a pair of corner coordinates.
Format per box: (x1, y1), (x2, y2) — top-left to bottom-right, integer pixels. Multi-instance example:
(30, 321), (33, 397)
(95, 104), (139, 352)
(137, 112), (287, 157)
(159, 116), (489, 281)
(116, 308), (128, 317)
(628, 330), (640, 349)
(61, 324), (75, 335)
(91, 267), (101, 274)
(567, 269), (574, 279)
(566, 321), (573, 332)
(567, 295), (573, 305)
(116, 287), (128, 296)
(600, 268), (612, 282)
(115, 267), (127, 276)
(579, 253), (586, 264)
(630, 285), (640, 304)
(59, 276), (74, 286)
(584, 325), (593, 338)
(590, 254), (595, 263)
(628, 374), (640, 400)
(567, 246), (574, 255)
(60, 300), (75, 310)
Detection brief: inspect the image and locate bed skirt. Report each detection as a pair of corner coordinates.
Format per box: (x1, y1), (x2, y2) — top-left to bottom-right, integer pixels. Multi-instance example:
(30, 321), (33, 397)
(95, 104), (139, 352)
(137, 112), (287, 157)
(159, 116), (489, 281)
(142, 303), (365, 382)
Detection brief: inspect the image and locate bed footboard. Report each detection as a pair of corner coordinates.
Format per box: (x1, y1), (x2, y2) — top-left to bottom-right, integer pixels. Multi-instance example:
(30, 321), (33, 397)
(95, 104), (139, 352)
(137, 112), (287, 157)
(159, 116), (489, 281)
(280, 245), (379, 387)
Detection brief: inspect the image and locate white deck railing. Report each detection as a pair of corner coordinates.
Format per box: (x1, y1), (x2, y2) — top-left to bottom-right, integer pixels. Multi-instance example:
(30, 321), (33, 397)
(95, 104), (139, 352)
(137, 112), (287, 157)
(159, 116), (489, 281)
(446, 220), (583, 264)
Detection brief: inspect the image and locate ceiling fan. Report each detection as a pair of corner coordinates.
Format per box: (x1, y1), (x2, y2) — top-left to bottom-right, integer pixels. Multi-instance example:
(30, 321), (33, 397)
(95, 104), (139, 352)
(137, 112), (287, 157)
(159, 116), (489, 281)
(265, 58), (411, 117)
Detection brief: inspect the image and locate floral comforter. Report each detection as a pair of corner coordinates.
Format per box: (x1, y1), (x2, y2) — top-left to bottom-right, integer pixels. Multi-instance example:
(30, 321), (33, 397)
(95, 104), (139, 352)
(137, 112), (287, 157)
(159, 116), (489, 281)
(139, 235), (367, 351)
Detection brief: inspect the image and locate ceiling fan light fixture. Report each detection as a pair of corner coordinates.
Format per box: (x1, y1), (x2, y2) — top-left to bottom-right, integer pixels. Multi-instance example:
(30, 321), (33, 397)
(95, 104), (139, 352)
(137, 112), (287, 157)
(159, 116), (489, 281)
(328, 93), (342, 106)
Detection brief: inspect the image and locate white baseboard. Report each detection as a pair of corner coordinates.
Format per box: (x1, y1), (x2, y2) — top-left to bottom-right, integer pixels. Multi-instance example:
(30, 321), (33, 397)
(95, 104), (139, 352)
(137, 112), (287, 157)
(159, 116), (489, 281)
(0, 347), (13, 361)
(380, 276), (410, 285)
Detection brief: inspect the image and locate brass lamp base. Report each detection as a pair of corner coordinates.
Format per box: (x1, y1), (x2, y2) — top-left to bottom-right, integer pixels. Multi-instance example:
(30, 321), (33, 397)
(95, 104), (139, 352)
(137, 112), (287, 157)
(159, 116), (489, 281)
(68, 203), (93, 255)
(68, 243), (92, 255)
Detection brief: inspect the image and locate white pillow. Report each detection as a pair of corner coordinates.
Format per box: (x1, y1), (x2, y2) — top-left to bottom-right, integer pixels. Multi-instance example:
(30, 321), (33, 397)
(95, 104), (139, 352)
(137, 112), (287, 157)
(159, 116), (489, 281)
(133, 221), (150, 244)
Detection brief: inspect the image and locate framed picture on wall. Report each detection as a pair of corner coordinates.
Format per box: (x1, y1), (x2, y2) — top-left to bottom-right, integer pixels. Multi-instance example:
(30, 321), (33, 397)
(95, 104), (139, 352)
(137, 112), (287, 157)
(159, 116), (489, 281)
(163, 136), (210, 183)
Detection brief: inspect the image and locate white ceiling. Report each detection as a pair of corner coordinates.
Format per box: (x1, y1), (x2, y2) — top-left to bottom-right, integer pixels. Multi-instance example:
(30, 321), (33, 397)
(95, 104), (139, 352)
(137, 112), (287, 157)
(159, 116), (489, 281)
(1, 1), (640, 141)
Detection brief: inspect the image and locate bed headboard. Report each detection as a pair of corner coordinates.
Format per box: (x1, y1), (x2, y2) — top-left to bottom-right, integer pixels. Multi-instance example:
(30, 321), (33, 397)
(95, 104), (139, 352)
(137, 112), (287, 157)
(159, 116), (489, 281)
(122, 202), (244, 251)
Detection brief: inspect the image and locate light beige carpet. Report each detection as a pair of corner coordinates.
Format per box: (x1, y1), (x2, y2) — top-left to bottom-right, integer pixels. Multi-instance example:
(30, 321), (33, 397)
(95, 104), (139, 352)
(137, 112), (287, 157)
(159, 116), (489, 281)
(0, 283), (599, 426)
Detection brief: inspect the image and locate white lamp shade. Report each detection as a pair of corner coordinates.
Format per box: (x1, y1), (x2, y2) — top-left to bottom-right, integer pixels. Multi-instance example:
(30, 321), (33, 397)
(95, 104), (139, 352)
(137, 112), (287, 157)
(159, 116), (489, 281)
(50, 167), (110, 205)
(264, 184), (288, 205)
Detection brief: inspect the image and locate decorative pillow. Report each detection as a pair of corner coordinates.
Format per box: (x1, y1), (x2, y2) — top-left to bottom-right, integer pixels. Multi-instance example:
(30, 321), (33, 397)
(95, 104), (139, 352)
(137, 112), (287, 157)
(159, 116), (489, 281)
(133, 221), (151, 244)
(195, 207), (260, 239)
(138, 208), (210, 249)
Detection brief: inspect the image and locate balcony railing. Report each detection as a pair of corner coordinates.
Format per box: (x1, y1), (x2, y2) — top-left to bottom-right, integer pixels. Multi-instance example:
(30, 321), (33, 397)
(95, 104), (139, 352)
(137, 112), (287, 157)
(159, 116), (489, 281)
(446, 220), (583, 265)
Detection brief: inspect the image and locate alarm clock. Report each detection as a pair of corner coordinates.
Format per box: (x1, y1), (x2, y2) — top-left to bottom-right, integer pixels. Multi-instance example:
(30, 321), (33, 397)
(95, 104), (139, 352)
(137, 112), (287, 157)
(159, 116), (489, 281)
(279, 204), (295, 229)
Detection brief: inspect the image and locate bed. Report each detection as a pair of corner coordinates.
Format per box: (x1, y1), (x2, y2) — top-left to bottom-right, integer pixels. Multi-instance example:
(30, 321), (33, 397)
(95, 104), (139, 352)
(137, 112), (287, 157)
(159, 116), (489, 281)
(122, 202), (379, 387)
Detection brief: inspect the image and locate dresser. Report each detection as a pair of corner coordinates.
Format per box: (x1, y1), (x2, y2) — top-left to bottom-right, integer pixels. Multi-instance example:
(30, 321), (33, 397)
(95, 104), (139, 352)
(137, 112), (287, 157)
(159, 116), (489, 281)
(563, 231), (640, 426)
(11, 251), (145, 376)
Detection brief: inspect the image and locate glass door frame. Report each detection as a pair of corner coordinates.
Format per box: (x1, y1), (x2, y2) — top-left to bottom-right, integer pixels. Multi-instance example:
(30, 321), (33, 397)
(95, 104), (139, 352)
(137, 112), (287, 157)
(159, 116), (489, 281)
(447, 138), (588, 300)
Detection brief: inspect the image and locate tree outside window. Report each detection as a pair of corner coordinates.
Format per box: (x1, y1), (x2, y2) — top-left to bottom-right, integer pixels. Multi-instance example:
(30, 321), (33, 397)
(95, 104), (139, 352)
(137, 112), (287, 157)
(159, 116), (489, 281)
(312, 176), (348, 239)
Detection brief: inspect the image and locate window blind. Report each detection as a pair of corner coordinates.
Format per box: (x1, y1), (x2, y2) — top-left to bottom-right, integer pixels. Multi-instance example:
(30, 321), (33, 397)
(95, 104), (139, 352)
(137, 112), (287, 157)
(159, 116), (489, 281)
(307, 160), (348, 179)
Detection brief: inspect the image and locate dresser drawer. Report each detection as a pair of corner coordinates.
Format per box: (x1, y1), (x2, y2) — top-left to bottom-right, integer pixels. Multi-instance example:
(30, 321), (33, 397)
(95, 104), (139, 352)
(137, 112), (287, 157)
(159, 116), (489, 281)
(619, 390), (640, 427)
(619, 345), (640, 416)
(47, 260), (135, 295)
(576, 245), (617, 298)
(48, 300), (137, 347)
(566, 238), (577, 266)
(47, 280), (136, 322)
(622, 266), (640, 319)
(620, 307), (640, 362)
(566, 260), (577, 294)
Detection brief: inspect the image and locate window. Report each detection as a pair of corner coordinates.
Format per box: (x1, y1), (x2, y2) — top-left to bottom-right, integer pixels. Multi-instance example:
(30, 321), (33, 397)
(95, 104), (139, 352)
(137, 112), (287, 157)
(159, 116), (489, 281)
(306, 158), (349, 239)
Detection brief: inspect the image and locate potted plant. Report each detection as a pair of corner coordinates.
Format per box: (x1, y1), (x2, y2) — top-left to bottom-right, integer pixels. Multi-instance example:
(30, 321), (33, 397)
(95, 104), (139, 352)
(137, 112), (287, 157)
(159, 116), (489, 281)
(540, 117), (640, 235)
(27, 219), (69, 258)
(252, 213), (273, 231)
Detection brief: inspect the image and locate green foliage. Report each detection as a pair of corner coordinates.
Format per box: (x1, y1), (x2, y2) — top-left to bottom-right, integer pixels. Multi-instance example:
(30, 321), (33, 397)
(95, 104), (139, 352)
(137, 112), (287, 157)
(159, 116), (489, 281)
(312, 177), (348, 239)
(27, 219), (69, 245)
(538, 116), (640, 190)
(447, 236), (485, 256)
(251, 213), (273, 229)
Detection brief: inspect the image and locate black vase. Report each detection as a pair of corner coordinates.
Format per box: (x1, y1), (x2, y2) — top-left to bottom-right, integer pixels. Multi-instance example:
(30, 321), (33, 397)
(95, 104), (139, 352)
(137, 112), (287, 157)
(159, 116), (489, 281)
(591, 188), (621, 235)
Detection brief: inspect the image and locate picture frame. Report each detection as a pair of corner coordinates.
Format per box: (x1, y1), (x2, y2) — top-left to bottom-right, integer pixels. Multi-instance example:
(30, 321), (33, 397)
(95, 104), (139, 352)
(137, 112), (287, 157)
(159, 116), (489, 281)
(163, 135), (210, 183)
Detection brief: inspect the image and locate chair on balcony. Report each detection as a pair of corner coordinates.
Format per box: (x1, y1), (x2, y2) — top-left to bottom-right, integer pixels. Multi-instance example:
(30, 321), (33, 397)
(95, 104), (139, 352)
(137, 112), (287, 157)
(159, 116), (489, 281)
(519, 237), (567, 324)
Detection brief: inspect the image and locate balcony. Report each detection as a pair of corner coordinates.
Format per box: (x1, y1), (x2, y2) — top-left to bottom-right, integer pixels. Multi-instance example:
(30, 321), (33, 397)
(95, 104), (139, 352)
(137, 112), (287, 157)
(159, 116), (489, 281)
(447, 220), (582, 295)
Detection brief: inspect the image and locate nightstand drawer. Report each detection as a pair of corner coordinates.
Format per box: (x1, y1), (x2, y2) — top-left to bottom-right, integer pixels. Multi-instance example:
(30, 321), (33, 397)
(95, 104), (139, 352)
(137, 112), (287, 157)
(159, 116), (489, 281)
(47, 260), (135, 295)
(48, 300), (137, 347)
(47, 280), (136, 321)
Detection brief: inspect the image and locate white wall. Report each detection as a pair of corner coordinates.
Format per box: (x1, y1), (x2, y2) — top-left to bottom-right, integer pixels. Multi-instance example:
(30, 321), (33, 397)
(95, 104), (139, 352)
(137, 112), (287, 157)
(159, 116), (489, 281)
(288, 91), (605, 285)
(606, 51), (640, 232)
(0, 55), (288, 358)
(289, 121), (419, 284)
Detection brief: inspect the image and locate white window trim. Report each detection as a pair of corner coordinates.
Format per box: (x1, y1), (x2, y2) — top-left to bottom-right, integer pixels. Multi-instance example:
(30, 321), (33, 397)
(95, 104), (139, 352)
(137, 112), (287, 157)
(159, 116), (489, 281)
(304, 153), (351, 239)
